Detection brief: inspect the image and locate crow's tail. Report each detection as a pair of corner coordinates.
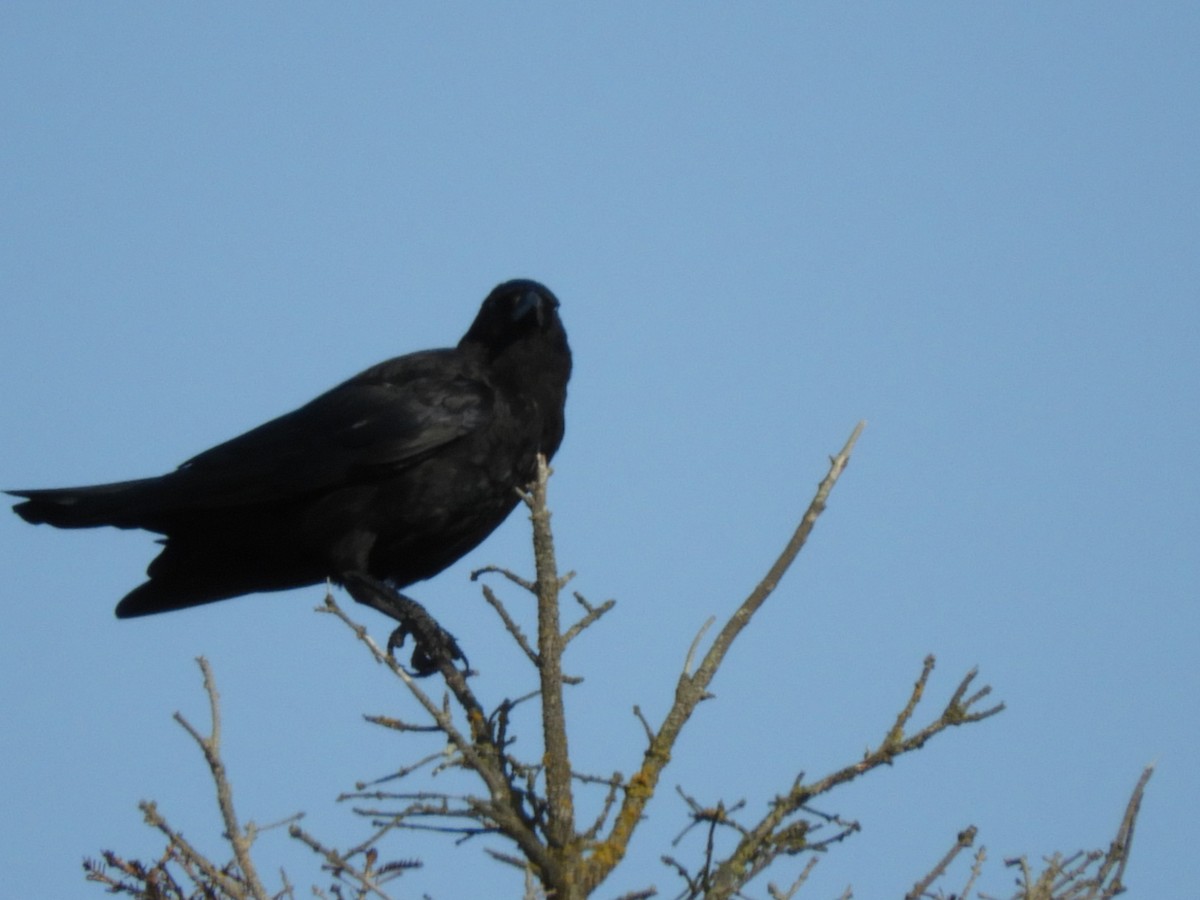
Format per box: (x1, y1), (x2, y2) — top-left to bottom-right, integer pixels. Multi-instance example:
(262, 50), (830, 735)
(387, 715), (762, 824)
(8, 478), (168, 529)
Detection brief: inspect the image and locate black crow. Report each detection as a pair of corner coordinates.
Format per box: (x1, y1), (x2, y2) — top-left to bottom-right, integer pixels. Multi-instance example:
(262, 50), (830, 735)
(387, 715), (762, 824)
(9, 278), (571, 672)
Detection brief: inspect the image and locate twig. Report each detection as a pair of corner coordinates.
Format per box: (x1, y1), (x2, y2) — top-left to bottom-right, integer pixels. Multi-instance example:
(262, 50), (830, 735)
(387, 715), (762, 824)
(1093, 763), (1155, 895)
(958, 845), (986, 899)
(481, 581), (540, 664)
(173, 656), (271, 900)
(562, 592), (617, 646)
(138, 799), (246, 897)
(472, 564), (538, 593)
(769, 856), (820, 900)
(682, 617), (716, 678)
(321, 594), (551, 875)
(288, 823), (402, 899)
(905, 826), (977, 899)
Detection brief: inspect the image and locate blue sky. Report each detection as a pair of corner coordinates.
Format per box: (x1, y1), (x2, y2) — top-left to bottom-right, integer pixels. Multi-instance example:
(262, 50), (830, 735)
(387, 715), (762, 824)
(2, 4), (1196, 897)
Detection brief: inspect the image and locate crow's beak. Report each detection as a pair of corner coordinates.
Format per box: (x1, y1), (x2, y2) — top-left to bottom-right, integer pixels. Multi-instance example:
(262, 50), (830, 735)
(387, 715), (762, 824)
(513, 290), (544, 326)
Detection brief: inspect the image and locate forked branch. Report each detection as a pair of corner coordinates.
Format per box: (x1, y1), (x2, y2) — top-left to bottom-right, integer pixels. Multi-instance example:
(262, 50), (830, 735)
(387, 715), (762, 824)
(579, 422), (867, 892)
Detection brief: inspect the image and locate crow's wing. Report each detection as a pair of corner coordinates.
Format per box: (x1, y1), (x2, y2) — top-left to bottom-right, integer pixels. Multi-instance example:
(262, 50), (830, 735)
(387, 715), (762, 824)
(9, 349), (495, 529)
(167, 349), (493, 509)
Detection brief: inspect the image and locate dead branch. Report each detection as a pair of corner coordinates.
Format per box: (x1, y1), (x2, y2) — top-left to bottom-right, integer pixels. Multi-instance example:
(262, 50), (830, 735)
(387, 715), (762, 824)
(579, 422), (867, 892)
(172, 657), (271, 900)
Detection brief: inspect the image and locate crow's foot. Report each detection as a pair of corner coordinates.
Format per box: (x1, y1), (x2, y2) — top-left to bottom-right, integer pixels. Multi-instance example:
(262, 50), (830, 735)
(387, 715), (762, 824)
(342, 573), (467, 677)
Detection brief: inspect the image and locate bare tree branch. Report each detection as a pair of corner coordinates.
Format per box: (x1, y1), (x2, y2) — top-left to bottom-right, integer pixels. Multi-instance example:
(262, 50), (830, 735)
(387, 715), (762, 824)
(1094, 762), (1154, 894)
(288, 823), (413, 899)
(522, 454), (577, 860)
(319, 592), (551, 875)
(581, 422), (867, 892)
(906, 826), (978, 899)
(173, 656), (271, 900)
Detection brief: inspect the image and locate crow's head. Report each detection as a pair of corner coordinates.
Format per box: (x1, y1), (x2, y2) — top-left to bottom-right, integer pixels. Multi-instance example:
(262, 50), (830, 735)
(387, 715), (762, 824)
(459, 279), (565, 352)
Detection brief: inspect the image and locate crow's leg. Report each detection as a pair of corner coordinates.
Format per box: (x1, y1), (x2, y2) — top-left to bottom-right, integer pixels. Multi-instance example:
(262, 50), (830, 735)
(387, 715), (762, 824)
(341, 573), (467, 676)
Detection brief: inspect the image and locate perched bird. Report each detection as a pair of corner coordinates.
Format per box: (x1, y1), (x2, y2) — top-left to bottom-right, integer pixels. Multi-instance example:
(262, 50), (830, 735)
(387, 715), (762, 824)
(9, 278), (571, 672)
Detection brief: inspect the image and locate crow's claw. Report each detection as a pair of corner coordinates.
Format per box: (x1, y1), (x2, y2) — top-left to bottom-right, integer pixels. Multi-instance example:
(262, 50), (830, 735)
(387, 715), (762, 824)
(386, 618), (467, 677)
